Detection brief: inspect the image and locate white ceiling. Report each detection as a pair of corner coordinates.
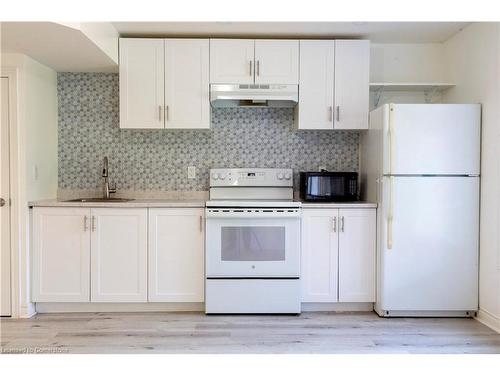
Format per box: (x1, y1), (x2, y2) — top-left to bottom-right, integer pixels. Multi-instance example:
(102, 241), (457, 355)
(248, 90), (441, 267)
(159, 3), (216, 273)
(1, 21), (470, 73)
(112, 22), (470, 43)
(1, 22), (118, 72)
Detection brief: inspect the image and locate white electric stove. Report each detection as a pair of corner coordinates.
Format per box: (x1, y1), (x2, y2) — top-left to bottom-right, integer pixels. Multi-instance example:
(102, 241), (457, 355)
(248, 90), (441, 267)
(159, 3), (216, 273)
(205, 168), (302, 314)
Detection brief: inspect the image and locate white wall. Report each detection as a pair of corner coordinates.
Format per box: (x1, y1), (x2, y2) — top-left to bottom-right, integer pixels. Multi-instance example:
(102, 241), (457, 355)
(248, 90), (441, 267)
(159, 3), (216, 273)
(371, 43), (446, 83)
(370, 43), (447, 109)
(442, 23), (500, 333)
(1, 53), (58, 317)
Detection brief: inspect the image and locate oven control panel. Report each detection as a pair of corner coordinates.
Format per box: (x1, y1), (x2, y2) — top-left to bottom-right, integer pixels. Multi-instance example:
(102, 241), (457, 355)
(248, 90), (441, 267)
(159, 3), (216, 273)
(209, 168), (293, 187)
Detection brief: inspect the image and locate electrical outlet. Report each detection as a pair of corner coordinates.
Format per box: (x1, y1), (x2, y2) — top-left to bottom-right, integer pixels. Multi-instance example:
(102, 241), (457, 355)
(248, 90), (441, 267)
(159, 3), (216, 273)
(187, 166), (196, 179)
(318, 166), (326, 172)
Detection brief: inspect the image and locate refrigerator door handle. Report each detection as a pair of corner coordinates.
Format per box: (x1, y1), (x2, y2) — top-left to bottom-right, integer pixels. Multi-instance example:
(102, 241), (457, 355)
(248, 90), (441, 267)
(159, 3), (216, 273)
(387, 176), (394, 250)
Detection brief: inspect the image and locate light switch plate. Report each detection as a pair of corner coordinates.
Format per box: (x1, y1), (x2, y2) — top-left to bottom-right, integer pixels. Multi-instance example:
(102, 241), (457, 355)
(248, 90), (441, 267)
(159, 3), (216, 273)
(187, 166), (196, 179)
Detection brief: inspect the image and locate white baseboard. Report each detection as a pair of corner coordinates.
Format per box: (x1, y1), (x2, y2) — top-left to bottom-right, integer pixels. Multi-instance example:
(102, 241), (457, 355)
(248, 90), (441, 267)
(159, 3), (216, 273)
(301, 302), (374, 312)
(34, 302), (374, 314)
(475, 309), (500, 333)
(35, 302), (204, 313)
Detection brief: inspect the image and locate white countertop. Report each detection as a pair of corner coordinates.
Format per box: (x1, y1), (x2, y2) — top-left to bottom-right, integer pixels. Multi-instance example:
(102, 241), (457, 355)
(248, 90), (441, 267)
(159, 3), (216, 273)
(30, 199), (377, 209)
(29, 199), (206, 208)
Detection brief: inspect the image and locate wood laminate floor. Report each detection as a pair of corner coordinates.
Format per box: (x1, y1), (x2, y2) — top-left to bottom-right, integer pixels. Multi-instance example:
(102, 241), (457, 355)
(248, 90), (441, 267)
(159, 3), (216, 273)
(1, 312), (500, 354)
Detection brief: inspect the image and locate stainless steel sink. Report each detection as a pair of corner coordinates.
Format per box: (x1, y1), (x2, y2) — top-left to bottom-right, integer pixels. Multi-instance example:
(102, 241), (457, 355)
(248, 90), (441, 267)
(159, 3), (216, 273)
(64, 198), (133, 203)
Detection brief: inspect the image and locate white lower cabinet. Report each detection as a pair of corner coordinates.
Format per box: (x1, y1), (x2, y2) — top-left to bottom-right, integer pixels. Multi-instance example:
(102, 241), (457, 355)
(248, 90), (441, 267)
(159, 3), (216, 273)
(91, 208), (148, 302)
(301, 208), (376, 303)
(32, 208), (91, 302)
(148, 208), (204, 302)
(32, 207), (148, 303)
(338, 209), (376, 302)
(301, 209), (339, 302)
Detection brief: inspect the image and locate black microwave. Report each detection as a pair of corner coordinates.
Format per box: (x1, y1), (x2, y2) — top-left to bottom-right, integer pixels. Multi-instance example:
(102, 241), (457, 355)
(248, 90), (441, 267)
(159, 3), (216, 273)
(300, 172), (359, 202)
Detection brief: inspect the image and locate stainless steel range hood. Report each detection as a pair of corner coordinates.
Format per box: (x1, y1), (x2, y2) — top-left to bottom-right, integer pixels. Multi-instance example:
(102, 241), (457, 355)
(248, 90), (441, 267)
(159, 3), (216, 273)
(210, 84), (298, 108)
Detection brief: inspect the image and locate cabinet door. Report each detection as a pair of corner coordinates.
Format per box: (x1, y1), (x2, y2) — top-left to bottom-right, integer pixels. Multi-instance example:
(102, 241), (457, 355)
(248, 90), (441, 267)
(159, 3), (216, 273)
(91, 208), (147, 302)
(119, 38), (165, 129)
(334, 40), (370, 130)
(296, 40), (335, 130)
(210, 39), (254, 84)
(338, 208), (376, 302)
(254, 40), (299, 84)
(301, 209), (339, 302)
(32, 208), (91, 302)
(165, 39), (210, 129)
(149, 208), (204, 302)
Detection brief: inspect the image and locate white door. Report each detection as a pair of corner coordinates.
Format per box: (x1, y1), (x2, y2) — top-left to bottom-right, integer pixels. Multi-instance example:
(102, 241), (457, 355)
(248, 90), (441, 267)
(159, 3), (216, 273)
(165, 39), (210, 129)
(32, 208), (91, 302)
(338, 209), (376, 302)
(334, 40), (370, 130)
(149, 208), (204, 302)
(301, 209), (339, 302)
(1, 77), (11, 315)
(384, 104), (481, 175)
(209, 39), (255, 84)
(254, 40), (299, 84)
(296, 40), (335, 130)
(378, 176), (479, 311)
(91, 208), (147, 302)
(119, 38), (165, 129)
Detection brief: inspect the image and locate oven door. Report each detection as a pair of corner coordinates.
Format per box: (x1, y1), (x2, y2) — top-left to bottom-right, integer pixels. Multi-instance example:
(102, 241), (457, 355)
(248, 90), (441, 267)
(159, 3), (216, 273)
(205, 208), (301, 278)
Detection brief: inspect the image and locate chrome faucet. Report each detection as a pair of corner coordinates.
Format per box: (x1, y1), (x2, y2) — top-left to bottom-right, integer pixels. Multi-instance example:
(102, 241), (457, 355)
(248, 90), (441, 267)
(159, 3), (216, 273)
(102, 156), (117, 199)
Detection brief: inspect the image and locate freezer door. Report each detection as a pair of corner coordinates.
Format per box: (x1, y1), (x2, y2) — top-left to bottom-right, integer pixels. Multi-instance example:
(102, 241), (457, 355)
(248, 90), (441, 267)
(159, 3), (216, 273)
(378, 176), (479, 311)
(383, 104), (481, 175)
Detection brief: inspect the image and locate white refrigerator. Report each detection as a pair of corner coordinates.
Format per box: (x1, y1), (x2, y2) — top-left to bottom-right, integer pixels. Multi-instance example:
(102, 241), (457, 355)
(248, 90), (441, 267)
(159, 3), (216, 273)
(361, 104), (481, 317)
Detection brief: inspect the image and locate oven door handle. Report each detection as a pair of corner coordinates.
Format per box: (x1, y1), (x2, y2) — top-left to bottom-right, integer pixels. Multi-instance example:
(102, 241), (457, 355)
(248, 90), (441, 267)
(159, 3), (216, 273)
(205, 211), (301, 219)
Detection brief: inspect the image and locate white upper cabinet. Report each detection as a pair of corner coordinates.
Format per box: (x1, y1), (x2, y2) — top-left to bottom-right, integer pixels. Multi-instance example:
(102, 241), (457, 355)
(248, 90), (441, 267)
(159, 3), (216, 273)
(165, 39), (210, 129)
(32, 208), (91, 302)
(254, 40), (299, 84)
(119, 38), (165, 129)
(149, 208), (205, 302)
(338, 208), (376, 302)
(209, 39), (255, 84)
(209, 39), (299, 84)
(301, 209), (339, 302)
(91, 208), (148, 302)
(120, 38), (210, 129)
(295, 40), (335, 130)
(296, 39), (370, 130)
(334, 40), (370, 130)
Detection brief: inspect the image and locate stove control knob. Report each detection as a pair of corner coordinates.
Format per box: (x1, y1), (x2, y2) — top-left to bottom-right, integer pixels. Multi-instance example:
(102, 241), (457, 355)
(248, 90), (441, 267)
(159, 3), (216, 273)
(219, 173), (226, 180)
(212, 173), (219, 180)
(285, 172), (292, 180)
(277, 173), (284, 180)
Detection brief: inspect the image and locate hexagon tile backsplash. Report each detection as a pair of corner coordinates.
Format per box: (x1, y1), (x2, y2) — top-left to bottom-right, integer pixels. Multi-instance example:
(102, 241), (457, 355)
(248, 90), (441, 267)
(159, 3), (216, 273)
(58, 73), (360, 192)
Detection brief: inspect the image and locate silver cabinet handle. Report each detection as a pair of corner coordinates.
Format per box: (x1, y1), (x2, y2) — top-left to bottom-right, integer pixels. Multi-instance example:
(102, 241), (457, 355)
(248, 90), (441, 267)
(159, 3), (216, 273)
(0, 198), (5, 207)
(158, 105), (162, 121)
(249, 60), (252, 76)
(91, 216), (96, 232)
(341, 216), (345, 232)
(257, 60), (260, 76)
(329, 106), (333, 122)
(165, 105), (169, 121)
(332, 216), (337, 232)
(83, 216), (88, 232)
(336, 106), (340, 122)
(199, 215), (203, 233)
